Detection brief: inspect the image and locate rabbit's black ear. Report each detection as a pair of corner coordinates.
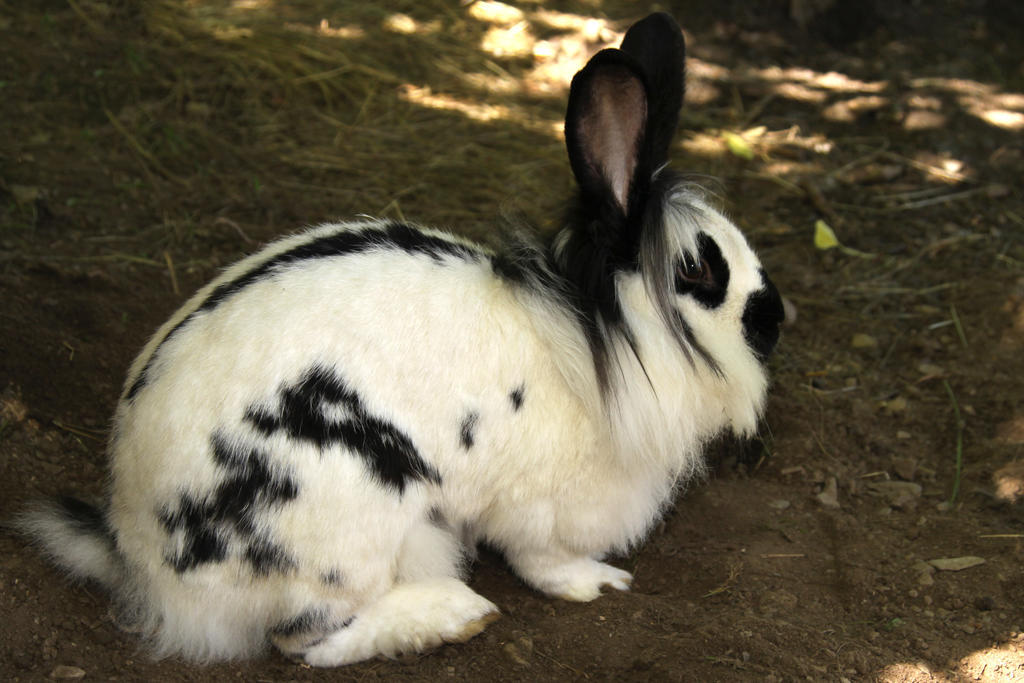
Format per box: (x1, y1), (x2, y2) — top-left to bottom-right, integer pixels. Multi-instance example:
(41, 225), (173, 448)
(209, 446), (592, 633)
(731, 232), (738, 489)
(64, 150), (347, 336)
(619, 12), (686, 171)
(564, 49), (649, 224)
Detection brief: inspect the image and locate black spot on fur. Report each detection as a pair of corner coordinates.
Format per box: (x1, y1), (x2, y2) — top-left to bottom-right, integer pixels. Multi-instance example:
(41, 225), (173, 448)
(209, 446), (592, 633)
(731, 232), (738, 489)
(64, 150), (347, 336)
(274, 610), (354, 644)
(245, 365), (441, 494)
(321, 569), (344, 587)
(460, 412), (478, 450)
(274, 607), (354, 640)
(427, 506), (448, 529)
(272, 607), (331, 638)
(157, 495), (229, 572)
(509, 385), (524, 411)
(125, 223), (481, 401)
(742, 269), (784, 360)
(245, 537), (296, 577)
(157, 433), (298, 574)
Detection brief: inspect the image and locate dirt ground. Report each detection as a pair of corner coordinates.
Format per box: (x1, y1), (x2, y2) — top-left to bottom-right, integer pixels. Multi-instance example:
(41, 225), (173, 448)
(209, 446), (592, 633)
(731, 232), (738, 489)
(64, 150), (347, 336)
(2, 0), (1023, 680)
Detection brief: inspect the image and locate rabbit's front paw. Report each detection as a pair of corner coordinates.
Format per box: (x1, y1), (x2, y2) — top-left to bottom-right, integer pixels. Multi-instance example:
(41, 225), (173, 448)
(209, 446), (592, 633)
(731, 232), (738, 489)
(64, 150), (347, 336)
(512, 554), (633, 602)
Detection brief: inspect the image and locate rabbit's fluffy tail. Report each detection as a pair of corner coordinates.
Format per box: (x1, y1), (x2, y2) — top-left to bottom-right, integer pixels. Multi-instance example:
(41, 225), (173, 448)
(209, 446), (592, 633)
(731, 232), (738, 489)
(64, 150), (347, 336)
(14, 496), (124, 591)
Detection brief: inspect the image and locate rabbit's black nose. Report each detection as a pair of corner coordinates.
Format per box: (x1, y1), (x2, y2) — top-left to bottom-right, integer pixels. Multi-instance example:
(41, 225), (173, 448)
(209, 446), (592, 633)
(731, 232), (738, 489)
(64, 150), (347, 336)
(741, 270), (785, 360)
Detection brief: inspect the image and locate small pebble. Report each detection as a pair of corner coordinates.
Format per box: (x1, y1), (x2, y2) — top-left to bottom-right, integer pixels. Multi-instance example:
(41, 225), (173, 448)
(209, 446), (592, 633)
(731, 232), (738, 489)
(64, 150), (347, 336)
(49, 666), (85, 680)
(868, 481), (922, 508)
(816, 478), (840, 509)
(892, 456), (918, 481)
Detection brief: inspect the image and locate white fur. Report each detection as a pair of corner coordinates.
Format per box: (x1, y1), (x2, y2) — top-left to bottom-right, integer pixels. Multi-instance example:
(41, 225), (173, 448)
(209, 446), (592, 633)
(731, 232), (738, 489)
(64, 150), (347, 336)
(78, 208), (771, 665)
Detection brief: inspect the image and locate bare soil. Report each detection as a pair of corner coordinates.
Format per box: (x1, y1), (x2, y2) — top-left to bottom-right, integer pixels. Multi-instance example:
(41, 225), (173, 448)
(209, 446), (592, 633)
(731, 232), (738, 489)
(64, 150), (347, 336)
(2, 1), (1023, 680)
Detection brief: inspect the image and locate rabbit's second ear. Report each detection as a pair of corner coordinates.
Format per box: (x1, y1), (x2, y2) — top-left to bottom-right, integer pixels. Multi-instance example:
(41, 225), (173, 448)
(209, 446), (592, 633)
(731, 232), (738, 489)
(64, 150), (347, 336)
(619, 13), (685, 171)
(565, 50), (648, 221)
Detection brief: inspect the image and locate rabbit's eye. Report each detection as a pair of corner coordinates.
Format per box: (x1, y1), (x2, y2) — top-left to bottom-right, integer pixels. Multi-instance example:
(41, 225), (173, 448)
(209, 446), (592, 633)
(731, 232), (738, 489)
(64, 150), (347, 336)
(677, 253), (711, 287)
(676, 234), (729, 307)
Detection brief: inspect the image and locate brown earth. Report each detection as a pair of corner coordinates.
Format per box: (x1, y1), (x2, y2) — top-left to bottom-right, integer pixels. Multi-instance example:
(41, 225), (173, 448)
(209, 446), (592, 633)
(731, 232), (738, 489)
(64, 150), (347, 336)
(2, 1), (1023, 681)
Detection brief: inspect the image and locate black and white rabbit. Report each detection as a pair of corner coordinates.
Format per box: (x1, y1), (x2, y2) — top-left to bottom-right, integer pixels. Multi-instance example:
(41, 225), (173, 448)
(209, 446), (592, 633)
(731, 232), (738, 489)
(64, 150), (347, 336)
(18, 13), (784, 667)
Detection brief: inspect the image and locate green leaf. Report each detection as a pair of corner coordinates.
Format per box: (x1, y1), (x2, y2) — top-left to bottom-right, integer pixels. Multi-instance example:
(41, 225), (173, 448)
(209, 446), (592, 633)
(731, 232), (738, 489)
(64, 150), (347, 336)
(813, 219), (840, 250)
(722, 132), (754, 160)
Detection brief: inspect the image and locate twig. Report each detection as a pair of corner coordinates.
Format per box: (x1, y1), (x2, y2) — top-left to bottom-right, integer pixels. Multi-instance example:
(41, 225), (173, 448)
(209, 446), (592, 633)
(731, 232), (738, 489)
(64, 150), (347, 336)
(887, 186), (994, 212)
(943, 380), (964, 505)
(740, 93), (777, 128)
(949, 304), (968, 348)
(879, 150), (968, 183)
(827, 144), (889, 182)
(703, 562), (742, 598)
(100, 253), (165, 267)
(760, 554), (805, 559)
(534, 647), (590, 679)
(213, 217), (255, 245)
(52, 419), (105, 443)
(163, 250), (180, 296)
(741, 171), (804, 195)
(979, 534), (1024, 539)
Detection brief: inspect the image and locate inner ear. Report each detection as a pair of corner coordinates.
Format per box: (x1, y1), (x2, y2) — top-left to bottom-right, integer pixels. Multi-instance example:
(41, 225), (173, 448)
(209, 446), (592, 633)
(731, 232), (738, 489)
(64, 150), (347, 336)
(577, 71), (647, 211)
(565, 55), (649, 218)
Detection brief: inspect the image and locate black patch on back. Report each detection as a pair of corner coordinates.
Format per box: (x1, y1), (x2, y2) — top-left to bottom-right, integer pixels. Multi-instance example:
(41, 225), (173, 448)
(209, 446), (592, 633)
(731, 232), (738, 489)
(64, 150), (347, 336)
(157, 432), (298, 574)
(157, 494), (228, 572)
(675, 232), (729, 309)
(742, 269), (784, 360)
(244, 365), (441, 494)
(509, 385), (524, 411)
(459, 412), (478, 450)
(321, 569), (344, 587)
(125, 223), (481, 401)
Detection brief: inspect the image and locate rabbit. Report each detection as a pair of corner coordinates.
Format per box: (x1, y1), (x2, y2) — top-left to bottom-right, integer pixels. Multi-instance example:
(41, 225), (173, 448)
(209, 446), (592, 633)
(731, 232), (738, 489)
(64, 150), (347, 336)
(16, 12), (784, 667)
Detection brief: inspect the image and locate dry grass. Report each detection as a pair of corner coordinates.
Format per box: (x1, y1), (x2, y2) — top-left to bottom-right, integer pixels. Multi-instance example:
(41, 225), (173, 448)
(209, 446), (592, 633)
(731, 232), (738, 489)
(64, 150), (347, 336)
(4, 0), (627, 276)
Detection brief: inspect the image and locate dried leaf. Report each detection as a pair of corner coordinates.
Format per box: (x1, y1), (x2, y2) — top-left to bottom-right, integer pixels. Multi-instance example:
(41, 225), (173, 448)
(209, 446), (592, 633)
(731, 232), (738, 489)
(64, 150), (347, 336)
(11, 185), (42, 204)
(851, 333), (878, 349)
(927, 556), (986, 572)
